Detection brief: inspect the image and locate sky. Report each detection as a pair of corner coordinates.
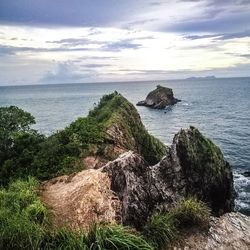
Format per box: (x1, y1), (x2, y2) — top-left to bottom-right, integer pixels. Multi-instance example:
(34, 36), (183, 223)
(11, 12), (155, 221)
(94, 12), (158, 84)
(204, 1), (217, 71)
(0, 0), (250, 85)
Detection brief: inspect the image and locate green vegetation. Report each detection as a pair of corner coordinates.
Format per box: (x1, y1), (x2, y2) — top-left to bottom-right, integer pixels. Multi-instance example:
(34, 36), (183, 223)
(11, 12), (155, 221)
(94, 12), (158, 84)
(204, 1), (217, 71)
(171, 197), (210, 228)
(85, 224), (153, 250)
(0, 178), (210, 249)
(178, 126), (225, 175)
(1, 93), (165, 184)
(142, 213), (177, 249)
(142, 197), (211, 249)
(0, 179), (153, 250)
(0, 98), (211, 249)
(89, 92), (166, 164)
(0, 178), (47, 249)
(0, 106), (44, 185)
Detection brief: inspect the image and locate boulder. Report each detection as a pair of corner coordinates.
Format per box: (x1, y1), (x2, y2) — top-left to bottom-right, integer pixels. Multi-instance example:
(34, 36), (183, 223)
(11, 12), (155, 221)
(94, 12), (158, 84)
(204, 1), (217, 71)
(40, 169), (121, 230)
(137, 85), (181, 109)
(102, 151), (175, 229)
(170, 126), (235, 215)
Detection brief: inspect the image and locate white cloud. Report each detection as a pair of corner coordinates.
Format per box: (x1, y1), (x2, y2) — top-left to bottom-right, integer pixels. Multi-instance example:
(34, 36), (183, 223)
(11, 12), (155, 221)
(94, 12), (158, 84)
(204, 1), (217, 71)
(0, 20), (250, 85)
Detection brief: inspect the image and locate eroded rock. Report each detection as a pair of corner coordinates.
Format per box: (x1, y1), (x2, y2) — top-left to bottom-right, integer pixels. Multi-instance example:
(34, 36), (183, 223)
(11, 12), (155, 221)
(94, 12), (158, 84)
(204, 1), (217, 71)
(173, 212), (250, 250)
(137, 85), (181, 109)
(40, 169), (121, 230)
(40, 127), (236, 231)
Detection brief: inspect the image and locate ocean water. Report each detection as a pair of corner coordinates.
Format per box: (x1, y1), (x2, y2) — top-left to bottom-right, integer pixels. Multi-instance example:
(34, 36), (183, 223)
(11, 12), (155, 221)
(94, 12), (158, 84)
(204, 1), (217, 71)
(1, 78), (250, 215)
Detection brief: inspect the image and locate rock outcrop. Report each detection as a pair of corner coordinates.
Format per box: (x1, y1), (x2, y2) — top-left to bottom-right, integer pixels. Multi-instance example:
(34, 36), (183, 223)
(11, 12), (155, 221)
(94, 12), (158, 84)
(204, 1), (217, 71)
(170, 127), (235, 214)
(101, 127), (235, 229)
(40, 169), (121, 230)
(41, 127), (235, 230)
(173, 212), (250, 250)
(137, 85), (181, 109)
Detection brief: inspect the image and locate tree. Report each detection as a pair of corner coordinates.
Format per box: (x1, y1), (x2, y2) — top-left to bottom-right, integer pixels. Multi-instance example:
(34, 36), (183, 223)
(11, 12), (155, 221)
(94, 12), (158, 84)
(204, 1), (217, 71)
(0, 106), (44, 185)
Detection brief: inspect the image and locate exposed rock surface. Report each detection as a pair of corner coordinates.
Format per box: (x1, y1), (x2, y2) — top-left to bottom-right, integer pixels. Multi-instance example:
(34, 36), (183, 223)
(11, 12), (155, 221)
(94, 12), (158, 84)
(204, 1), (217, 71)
(101, 127), (235, 228)
(173, 212), (250, 250)
(40, 169), (121, 230)
(102, 151), (174, 229)
(40, 127), (236, 230)
(137, 85), (181, 109)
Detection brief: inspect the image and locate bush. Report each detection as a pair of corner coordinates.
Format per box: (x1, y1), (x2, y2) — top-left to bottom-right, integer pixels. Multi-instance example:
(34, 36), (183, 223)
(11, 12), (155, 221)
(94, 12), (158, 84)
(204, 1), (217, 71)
(142, 213), (177, 249)
(85, 223), (153, 250)
(0, 178), (47, 249)
(171, 197), (210, 228)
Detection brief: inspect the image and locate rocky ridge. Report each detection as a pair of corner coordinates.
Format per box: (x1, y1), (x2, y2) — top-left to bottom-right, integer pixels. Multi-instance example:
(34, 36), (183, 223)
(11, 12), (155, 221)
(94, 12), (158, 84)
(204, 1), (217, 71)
(41, 127), (236, 229)
(39, 94), (249, 249)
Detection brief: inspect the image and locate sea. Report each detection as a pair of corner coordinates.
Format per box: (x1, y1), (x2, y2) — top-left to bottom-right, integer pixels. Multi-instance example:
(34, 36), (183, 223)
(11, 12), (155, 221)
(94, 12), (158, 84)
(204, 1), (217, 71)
(0, 77), (250, 215)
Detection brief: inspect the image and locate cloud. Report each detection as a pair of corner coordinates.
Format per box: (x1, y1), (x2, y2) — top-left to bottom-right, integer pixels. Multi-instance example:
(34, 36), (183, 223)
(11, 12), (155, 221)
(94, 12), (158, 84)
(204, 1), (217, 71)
(40, 62), (94, 83)
(184, 30), (250, 41)
(0, 0), (143, 27)
(0, 44), (94, 55)
(47, 38), (96, 47)
(102, 39), (143, 51)
(80, 63), (111, 68)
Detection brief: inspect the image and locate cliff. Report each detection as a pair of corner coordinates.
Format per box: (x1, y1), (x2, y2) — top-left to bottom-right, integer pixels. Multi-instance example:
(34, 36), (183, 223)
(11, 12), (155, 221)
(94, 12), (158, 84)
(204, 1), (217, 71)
(41, 127), (235, 228)
(40, 126), (250, 249)
(37, 93), (250, 249)
(137, 85), (181, 109)
(87, 92), (166, 165)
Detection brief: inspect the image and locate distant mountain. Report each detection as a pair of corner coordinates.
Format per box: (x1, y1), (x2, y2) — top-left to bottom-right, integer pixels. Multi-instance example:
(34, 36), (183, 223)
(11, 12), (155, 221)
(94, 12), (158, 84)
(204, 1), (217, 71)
(186, 76), (217, 80)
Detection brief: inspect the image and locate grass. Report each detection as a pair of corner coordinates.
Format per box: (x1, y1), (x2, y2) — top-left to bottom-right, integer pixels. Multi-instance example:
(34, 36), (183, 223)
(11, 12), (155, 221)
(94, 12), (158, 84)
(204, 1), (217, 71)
(0, 177), (48, 249)
(85, 224), (153, 250)
(142, 213), (177, 250)
(142, 197), (211, 249)
(0, 177), (211, 249)
(0, 178), (153, 250)
(171, 197), (210, 228)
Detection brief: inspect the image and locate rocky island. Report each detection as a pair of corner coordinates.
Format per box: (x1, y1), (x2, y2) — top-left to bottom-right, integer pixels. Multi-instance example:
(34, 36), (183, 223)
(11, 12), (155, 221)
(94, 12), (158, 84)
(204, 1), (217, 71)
(0, 92), (249, 249)
(137, 85), (181, 109)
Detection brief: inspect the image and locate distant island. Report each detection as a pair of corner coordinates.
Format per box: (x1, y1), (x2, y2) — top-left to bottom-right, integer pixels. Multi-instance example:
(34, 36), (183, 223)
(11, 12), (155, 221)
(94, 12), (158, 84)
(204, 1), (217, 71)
(137, 85), (181, 109)
(186, 76), (217, 80)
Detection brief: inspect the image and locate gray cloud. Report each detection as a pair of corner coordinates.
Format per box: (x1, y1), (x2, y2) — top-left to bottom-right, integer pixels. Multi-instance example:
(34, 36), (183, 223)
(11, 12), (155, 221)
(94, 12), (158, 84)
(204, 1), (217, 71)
(80, 63), (111, 68)
(40, 62), (94, 83)
(47, 38), (97, 47)
(184, 30), (250, 41)
(0, 45), (93, 55)
(101, 39), (143, 51)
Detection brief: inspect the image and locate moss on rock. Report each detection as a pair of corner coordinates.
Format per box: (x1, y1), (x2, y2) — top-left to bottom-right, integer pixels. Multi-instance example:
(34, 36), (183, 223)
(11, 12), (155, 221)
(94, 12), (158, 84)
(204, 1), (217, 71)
(89, 92), (166, 164)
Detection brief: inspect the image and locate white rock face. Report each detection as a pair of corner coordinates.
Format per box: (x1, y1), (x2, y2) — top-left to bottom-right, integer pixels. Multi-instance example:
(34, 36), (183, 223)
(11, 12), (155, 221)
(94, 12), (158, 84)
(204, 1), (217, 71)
(207, 212), (250, 250)
(174, 213), (250, 250)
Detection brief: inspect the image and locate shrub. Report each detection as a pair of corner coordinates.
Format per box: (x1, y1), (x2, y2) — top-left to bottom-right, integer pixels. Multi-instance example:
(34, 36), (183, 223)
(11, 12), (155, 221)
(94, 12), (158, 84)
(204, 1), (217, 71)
(142, 213), (177, 249)
(85, 223), (153, 250)
(0, 178), (47, 249)
(171, 197), (210, 228)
